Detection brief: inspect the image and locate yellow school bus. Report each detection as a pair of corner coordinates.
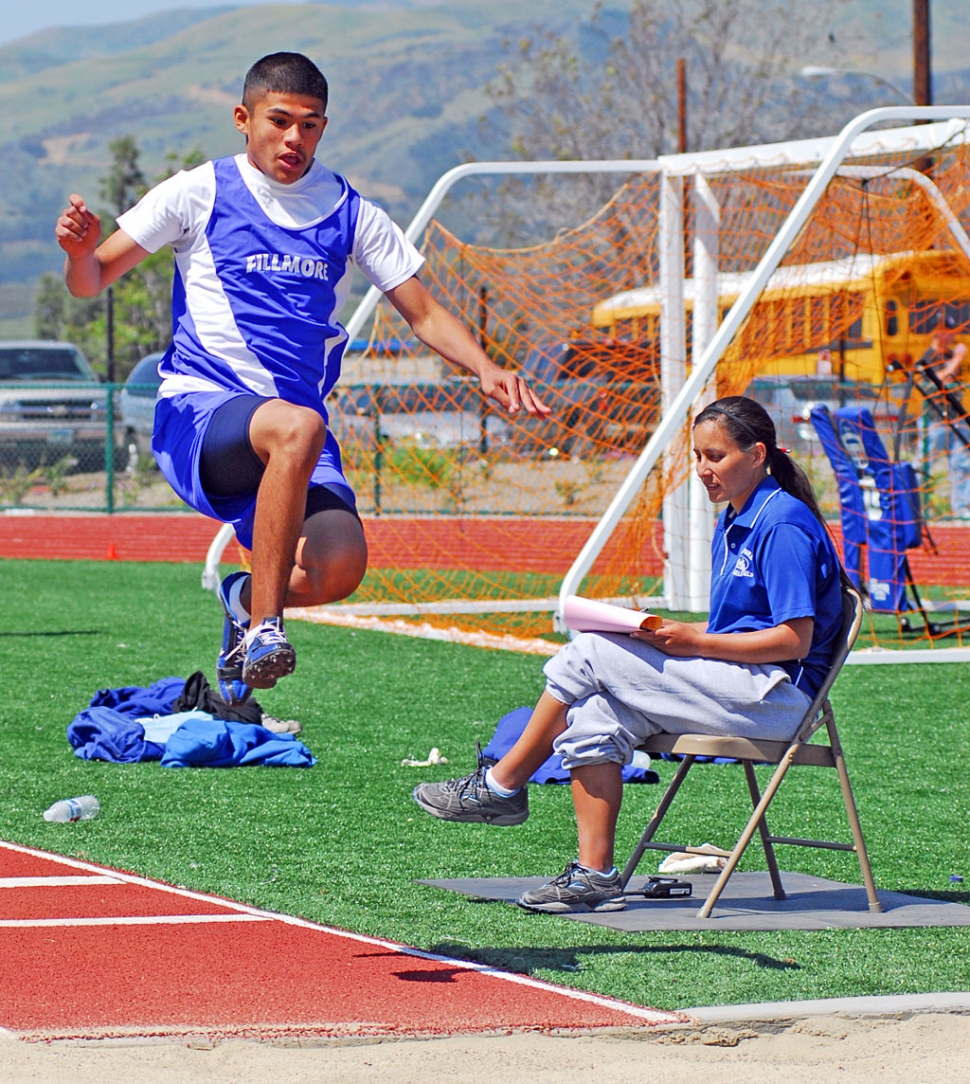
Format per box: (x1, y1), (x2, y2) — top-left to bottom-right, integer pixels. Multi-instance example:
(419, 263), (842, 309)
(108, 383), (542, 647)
(590, 249), (970, 388)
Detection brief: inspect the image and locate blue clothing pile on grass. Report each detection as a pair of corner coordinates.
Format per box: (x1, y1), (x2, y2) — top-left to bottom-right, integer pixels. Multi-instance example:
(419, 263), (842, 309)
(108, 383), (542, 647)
(67, 673), (315, 768)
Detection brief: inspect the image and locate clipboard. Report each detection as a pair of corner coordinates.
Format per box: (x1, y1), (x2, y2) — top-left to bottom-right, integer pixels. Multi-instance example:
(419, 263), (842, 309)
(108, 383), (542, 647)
(563, 595), (663, 634)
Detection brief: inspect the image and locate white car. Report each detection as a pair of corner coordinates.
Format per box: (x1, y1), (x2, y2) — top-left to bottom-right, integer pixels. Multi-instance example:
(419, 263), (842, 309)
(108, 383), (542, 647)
(0, 340), (121, 472)
(330, 379), (509, 452)
(120, 351), (164, 460)
(744, 375), (903, 454)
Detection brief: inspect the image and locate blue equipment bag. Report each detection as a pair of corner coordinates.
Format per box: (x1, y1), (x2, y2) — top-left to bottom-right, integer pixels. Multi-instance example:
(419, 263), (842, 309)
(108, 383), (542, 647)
(810, 404), (921, 612)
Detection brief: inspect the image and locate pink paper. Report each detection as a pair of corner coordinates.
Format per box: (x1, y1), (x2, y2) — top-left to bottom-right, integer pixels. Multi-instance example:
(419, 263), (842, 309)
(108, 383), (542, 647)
(563, 595), (662, 634)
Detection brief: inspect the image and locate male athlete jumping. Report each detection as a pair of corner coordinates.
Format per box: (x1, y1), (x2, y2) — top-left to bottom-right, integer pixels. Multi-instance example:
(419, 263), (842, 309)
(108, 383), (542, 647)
(56, 51), (548, 701)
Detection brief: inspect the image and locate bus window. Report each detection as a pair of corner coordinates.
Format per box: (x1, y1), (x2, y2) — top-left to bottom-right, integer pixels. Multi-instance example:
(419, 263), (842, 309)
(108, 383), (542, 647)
(907, 298), (970, 334)
(885, 299), (898, 337)
(791, 295), (809, 351)
(945, 300), (970, 331)
(910, 299), (943, 334)
(810, 297), (828, 348)
(829, 292), (865, 340)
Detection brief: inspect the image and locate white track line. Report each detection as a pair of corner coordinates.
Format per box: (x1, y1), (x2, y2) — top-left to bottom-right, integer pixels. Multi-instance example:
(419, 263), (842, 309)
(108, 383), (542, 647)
(0, 914), (270, 928)
(0, 875), (122, 888)
(0, 840), (682, 1026)
(287, 607), (562, 655)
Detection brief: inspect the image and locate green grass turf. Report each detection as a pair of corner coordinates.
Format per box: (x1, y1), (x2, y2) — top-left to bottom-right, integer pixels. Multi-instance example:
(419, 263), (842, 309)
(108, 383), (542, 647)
(0, 558), (968, 1011)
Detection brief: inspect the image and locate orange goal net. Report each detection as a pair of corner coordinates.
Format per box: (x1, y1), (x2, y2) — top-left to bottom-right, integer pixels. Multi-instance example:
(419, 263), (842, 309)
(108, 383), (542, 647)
(318, 113), (970, 651)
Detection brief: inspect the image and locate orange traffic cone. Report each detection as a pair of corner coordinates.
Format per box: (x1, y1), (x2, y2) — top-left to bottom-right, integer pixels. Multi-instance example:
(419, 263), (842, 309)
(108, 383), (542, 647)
(105, 542), (119, 560)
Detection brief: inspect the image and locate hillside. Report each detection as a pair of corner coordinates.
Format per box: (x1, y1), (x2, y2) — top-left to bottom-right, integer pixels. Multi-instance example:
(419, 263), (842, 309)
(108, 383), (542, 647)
(0, 0), (592, 285)
(0, 0), (968, 288)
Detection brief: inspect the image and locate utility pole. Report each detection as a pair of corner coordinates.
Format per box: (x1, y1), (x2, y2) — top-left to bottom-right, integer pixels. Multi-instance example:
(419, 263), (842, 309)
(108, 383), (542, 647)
(913, 0), (931, 107)
(913, 0), (932, 174)
(678, 58), (691, 276)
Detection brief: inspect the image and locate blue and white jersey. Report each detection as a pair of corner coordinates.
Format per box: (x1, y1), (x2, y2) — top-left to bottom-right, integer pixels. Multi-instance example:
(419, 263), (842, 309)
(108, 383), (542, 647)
(708, 477), (843, 698)
(118, 154), (423, 416)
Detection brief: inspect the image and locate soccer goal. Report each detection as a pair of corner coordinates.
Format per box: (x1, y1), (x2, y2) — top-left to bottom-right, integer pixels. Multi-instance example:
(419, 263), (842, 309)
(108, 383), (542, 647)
(207, 106), (970, 657)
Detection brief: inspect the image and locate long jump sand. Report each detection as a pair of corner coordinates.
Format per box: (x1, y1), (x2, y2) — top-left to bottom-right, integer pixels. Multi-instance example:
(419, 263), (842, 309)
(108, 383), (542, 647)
(2, 1011), (968, 1084)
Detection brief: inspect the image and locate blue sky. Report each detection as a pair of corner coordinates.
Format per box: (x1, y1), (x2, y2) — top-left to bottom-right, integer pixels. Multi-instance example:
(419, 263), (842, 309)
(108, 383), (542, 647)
(0, 0), (301, 47)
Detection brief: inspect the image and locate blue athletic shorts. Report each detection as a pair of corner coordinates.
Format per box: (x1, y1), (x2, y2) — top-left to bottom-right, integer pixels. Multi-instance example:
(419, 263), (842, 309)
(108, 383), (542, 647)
(153, 391), (358, 550)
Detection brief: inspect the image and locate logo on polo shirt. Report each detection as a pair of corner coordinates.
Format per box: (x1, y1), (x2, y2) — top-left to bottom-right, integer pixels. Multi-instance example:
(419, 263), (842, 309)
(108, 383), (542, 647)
(732, 547), (754, 578)
(245, 253), (330, 280)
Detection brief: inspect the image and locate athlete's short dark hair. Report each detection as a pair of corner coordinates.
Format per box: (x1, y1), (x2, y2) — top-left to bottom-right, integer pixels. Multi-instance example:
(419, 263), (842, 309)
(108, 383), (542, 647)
(242, 52), (329, 111)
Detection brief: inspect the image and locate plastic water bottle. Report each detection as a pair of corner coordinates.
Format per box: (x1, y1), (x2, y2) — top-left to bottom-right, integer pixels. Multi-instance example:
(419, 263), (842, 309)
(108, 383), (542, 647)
(43, 796), (100, 823)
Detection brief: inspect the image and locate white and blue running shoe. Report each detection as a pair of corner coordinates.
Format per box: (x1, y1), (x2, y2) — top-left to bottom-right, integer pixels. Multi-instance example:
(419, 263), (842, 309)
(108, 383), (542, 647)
(241, 616), (296, 690)
(217, 570), (252, 704)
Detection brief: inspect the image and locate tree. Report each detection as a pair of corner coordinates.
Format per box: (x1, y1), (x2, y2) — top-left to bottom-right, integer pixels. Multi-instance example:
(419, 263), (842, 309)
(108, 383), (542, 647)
(476, 0), (857, 239)
(34, 272), (105, 365)
(100, 136), (147, 380)
(100, 135), (146, 220)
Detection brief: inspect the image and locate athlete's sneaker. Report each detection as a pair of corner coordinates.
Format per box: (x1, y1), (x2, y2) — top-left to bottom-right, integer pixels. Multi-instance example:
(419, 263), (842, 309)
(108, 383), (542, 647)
(516, 861), (627, 914)
(412, 750), (529, 826)
(241, 616), (296, 690)
(216, 570), (252, 705)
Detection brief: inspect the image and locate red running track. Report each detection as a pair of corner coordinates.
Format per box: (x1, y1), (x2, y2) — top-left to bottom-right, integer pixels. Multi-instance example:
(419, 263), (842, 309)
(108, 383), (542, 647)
(0, 841), (680, 1041)
(1, 512), (968, 584)
(0, 512), (646, 574)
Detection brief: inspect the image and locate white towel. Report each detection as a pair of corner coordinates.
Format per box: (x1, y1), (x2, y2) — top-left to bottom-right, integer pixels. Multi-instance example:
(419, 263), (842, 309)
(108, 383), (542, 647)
(658, 842), (728, 874)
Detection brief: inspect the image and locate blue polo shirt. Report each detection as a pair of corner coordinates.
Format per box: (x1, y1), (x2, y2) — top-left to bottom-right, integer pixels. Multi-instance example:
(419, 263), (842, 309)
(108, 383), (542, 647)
(709, 477), (843, 698)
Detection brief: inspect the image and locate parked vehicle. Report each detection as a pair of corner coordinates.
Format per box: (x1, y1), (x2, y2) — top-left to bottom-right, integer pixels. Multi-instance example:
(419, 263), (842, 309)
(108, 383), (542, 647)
(592, 249), (970, 389)
(503, 338), (660, 457)
(0, 340), (122, 472)
(329, 378), (509, 452)
(743, 375), (904, 454)
(120, 351), (163, 461)
(328, 336), (661, 461)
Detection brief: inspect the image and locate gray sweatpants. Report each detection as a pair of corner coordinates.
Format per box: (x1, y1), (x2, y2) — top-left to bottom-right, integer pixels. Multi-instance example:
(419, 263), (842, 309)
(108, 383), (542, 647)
(544, 632), (812, 771)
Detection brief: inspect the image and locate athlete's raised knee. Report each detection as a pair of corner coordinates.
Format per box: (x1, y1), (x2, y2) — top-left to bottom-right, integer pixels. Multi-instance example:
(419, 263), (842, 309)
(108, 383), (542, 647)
(292, 518), (367, 605)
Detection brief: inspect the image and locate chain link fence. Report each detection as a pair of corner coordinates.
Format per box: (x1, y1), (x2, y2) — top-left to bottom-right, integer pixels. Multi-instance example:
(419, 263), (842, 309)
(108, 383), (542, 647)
(0, 382), (180, 513)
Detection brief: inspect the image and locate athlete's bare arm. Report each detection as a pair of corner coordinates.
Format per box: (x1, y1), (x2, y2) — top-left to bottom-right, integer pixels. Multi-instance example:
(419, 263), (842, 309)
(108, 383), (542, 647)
(56, 194), (150, 297)
(385, 275), (550, 417)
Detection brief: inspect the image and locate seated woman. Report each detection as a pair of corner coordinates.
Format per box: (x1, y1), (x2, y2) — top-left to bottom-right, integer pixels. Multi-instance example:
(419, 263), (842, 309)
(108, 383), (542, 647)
(412, 395), (848, 914)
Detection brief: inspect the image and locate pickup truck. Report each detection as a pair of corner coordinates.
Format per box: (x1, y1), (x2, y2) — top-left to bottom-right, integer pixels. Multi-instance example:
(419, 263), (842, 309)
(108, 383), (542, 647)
(0, 340), (122, 472)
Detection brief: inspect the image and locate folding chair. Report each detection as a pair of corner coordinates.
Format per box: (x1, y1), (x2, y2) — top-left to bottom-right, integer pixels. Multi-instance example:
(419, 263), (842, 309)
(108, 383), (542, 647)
(619, 587), (883, 919)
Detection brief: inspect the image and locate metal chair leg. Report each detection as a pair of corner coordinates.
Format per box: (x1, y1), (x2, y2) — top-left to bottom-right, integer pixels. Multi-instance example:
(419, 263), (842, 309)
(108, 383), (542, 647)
(828, 721), (883, 913)
(743, 761), (786, 901)
(619, 755), (695, 889)
(696, 750), (797, 918)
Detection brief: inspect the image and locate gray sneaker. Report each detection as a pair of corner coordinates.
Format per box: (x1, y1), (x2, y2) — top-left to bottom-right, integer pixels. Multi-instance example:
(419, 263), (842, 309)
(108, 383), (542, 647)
(516, 860), (627, 914)
(412, 757), (529, 826)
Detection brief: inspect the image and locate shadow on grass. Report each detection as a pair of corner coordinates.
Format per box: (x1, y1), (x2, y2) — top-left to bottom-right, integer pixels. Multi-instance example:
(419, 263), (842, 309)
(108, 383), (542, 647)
(899, 888), (970, 905)
(427, 940), (802, 977)
(0, 630), (102, 637)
